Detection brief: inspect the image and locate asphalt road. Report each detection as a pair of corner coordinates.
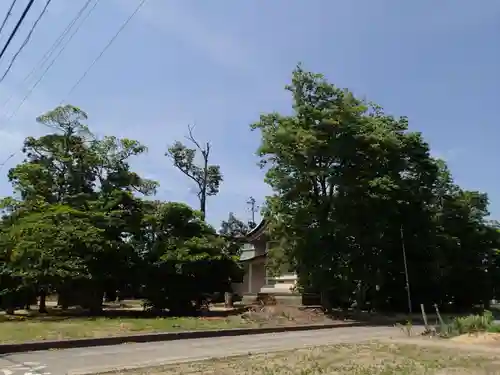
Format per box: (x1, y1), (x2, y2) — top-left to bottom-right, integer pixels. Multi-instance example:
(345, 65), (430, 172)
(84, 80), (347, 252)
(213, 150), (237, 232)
(0, 326), (410, 375)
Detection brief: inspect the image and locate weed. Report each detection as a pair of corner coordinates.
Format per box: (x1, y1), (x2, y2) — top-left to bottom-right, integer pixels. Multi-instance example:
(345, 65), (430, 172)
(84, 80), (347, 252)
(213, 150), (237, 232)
(395, 320), (413, 336)
(452, 310), (493, 335)
(436, 310), (496, 337)
(487, 323), (500, 333)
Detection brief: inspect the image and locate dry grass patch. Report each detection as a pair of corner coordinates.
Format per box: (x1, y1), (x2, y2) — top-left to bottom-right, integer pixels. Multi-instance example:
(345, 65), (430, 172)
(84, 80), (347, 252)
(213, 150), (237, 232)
(450, 332), (500, 345)
(103, 342), (500, 375)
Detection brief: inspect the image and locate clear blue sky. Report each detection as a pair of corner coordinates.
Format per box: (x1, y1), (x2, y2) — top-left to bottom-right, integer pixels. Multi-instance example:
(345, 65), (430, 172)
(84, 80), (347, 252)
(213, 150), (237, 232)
(0, 0), (498, 227)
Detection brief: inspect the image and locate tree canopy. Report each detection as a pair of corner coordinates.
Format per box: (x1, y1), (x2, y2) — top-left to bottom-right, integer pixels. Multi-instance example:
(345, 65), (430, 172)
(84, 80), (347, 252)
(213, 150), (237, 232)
(251, 65), (500, 311)
(0, 105), (237, 315)
(0, 66), (498, 316)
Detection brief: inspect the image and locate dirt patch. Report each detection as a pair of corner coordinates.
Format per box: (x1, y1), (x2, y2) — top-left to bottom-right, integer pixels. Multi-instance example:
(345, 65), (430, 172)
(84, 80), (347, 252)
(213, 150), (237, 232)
(450, 332), (500, 345)
(241, 304), (350, 326)
(102, 342), (500, 374)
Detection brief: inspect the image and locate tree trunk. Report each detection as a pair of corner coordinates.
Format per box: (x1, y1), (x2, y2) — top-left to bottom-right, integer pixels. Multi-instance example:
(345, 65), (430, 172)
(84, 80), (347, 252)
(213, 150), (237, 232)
(57, 292), (70, 310)
(88, 290), (104, 315)
(38, 290), (47, 313)
(104, 290), (117, 303)
(320, 290), (332, 313)
(354, 281), (368, 312)
(200, 193), (206, 221)
(224, 292), (233, 308)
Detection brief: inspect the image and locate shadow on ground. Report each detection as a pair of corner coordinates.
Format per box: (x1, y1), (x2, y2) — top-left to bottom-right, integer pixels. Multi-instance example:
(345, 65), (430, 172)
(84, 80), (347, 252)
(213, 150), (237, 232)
(3, 300), (494, 326)
(0, 304), (248, 323)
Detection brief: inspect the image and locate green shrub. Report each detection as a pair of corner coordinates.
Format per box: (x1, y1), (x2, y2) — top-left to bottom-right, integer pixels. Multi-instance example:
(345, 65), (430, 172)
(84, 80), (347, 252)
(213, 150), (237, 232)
(451, 310), (494, 335)
(487, 324), (500, 333)
(436, 310), (495, 337)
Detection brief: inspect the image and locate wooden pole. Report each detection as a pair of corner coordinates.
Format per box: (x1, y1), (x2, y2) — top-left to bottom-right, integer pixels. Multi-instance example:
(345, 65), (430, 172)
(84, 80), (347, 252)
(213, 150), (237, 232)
(401, 225), (413, 315)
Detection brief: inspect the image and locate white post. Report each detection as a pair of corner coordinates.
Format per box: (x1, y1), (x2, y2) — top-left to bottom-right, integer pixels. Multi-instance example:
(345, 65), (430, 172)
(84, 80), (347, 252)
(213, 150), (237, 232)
(248, 263), (253, 294)
(420, 304), (429, 329)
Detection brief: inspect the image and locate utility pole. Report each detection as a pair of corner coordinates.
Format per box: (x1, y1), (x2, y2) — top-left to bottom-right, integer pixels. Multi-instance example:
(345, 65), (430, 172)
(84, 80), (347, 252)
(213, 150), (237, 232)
(246, 196), (259, 225)
(400, 225), (413, 315)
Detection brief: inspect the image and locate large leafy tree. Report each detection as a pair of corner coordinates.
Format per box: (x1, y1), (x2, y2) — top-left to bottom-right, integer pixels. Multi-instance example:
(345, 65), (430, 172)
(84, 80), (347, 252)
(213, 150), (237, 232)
(429, 160), (500, 309)
(251, 65), (500, 311)
(1, 105), (239, 315)
(138, 202), (241, 315)
(1, 105), (156, 312)
(0, 205), (103, 312)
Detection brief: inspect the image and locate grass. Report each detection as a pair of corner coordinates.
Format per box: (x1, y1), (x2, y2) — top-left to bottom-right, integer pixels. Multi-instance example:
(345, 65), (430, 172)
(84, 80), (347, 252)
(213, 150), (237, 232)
(0, 316), (254, 344)
(0, 299), (351, 344)
(0, 302), (255, 344)
(100, 342), (500, 375)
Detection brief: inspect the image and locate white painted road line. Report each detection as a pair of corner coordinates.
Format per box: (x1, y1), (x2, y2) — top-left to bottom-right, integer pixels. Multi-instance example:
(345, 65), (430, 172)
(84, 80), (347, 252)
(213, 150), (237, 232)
(0, 362), (50, 375)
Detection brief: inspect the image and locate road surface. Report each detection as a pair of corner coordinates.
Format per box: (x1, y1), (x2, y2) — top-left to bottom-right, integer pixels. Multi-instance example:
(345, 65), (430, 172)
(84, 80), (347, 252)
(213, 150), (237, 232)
(0, 326), (409, 375)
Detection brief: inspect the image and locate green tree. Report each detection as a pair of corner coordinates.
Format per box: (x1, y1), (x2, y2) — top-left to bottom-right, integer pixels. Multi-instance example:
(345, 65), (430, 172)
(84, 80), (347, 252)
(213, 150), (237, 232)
(1, 105), (242, 316)
(429, 160), (500, 309)
(0, 205), (104, 313)
(166, 125), (222, 220)
(251, 65), (498, 311)
(219, 212), (250, 238)
(2, 105), (156, 313)
(138, 202), (241, 314)
(9, 105), (94, 206)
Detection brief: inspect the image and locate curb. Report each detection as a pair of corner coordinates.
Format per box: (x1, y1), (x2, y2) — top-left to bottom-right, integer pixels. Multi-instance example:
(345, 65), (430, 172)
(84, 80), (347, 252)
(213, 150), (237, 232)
(0, 321), (370, 354)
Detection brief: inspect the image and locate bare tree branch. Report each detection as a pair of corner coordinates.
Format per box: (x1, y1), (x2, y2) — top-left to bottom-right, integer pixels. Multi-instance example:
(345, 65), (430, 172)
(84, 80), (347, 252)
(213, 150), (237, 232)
(185, 124), (203, 153)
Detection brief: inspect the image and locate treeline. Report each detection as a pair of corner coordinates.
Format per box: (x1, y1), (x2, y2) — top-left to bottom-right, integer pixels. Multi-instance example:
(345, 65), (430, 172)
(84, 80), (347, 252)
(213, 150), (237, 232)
(253, 66), (500, 312)
(1, 67), (498, 316)
(0, 106), (243, 315)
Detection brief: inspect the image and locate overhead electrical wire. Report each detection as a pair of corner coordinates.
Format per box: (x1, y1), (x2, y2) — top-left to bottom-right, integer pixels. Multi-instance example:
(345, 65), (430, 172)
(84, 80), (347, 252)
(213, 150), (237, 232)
(2, 0), (100, 123)
(0, 0), (18, 39)
(61, 0), (149, 103)
(0, 152), (15, 172)
(24, 0), (94, 83)
(0, 0), (98, 112)
(0, 0), (53, 84)
(0, 0), (35, 63)
(2, 0), (148, 146)
(0, 0), (100, 173)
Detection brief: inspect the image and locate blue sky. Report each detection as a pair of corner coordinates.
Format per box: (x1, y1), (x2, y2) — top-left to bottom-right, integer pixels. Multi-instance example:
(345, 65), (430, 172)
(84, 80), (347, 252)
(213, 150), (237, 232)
(0, 0), (498, 227)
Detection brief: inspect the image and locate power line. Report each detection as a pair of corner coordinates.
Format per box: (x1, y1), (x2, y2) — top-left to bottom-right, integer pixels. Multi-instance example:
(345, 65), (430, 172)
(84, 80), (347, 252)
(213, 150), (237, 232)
(0, 0), (98, 113)
(0, 0), (18, 39)
(2, 0), (99, 123)
(62, 0), (149, 102)
(0, 152), (15, 172)
(24, 0), (96, 86)
(0, 0), (35, 63)
(0, 0), (53, 84)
